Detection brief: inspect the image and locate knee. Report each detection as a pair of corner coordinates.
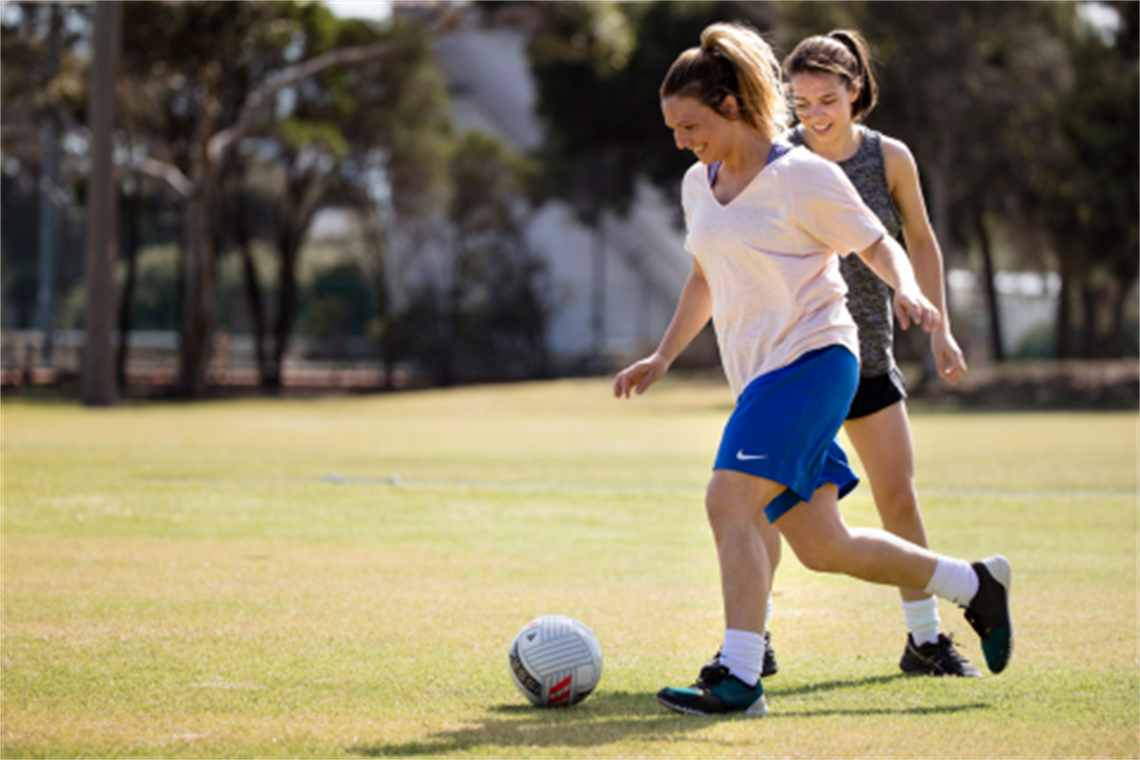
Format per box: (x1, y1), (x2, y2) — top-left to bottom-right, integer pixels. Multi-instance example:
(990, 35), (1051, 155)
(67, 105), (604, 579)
(876, 487), (920, 523)
(789, 532), (849, 574)
(705, 483), (753, 538)
(875, 487), (927, 545)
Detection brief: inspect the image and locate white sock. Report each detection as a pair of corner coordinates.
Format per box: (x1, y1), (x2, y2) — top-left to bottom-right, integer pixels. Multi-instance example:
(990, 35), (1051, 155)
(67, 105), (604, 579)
(720, 629), (765, 687)
(766, 593), (773, 624)
(924, 557), (979, 607)
(902, 597), (941, 646)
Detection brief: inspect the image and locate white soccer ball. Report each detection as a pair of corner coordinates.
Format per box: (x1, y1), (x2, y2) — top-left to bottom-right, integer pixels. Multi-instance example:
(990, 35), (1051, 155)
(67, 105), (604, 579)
(509, 615), (603, 707)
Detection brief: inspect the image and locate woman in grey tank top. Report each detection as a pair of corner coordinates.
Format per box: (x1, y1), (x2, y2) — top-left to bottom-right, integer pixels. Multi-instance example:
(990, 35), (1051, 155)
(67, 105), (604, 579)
(754, 30), (976, 678)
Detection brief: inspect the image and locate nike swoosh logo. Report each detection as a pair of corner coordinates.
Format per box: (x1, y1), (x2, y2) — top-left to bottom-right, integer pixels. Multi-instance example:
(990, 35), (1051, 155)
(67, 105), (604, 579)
(736, 449), (769, 461)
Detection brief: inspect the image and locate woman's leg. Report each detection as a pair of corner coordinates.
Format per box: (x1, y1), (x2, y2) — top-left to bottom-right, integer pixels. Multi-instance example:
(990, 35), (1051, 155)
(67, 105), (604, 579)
(844, 401), (981, 676)
(843, 400), (929, 599)
(774, 482), (939, 589)
(774, 481), (1012, 675)
(705, 469), (785, 636)
(655, 469), (784, 716)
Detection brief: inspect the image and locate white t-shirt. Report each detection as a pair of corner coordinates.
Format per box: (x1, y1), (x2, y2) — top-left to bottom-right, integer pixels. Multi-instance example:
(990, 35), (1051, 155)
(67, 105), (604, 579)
(681, 145), (886, 398)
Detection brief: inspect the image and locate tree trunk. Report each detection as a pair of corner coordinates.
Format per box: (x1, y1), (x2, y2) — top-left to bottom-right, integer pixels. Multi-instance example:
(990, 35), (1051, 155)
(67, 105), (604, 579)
(1080, 280), (1098, 359)
(590, 220), (606, 370)
(1054, 251), (1073, 359)
(230, 194), (269, 387)
(35, 4), (61, 369)
(176, 187), (216, 398)
(973, 207), (1005, 363)
(116, 191), (141, 389)
(354, 204), (392, 387)
(268, 242), (300, 391)
(82, 0), (122, 407)
(1108, 267), (1138, 358)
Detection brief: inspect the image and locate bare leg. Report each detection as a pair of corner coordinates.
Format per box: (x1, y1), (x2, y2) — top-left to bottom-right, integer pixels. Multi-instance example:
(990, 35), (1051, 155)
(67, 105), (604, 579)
(705, 470), (785, 635)
(774, 482), (939, 590)
(757, 510), (781, 574)
(844, 401), (930, 601)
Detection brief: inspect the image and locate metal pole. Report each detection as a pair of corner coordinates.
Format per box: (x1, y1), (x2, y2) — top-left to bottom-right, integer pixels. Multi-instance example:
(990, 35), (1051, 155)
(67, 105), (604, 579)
(82, 0), (122, 406)
(35, 4), (61, 369)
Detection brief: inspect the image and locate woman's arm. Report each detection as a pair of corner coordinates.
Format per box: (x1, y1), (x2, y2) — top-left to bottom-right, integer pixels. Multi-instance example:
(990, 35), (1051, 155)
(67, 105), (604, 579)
(882, 136), (968, 384)
(855, 234), (940, 334)
(613, 258), (713, 398)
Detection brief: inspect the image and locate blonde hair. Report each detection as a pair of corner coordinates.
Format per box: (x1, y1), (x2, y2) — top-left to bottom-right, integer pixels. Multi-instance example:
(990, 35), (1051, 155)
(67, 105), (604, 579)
(660, 21), (788, 140)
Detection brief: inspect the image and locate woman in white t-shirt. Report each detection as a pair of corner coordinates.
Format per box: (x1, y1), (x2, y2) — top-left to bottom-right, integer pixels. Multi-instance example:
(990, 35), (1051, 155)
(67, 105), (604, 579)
(612, 21), (1012, 717)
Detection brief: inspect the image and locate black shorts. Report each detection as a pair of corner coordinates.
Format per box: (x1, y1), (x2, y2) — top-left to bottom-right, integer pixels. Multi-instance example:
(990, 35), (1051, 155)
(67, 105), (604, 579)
(846, 367), (907, 420)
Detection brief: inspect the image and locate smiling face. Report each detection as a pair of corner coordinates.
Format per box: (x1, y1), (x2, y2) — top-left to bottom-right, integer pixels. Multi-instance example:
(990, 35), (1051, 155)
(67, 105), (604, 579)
(790, 71), (859, 149)
(662, 94), (736, 165)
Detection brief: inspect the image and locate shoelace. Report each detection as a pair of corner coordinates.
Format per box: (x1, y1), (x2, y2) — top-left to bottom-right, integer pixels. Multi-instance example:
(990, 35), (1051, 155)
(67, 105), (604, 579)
(934, 635), (971, 664)
(694, 662), (731, 689)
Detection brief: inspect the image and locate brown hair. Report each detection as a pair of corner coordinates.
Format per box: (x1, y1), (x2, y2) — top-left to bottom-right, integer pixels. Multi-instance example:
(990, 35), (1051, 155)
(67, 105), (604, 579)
(660, 21), (788, 141)
(783, 30), (879, 122)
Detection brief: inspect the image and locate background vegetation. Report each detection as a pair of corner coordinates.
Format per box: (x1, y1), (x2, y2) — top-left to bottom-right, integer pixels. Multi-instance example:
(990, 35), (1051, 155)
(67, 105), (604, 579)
(1, 1), (1137, 399)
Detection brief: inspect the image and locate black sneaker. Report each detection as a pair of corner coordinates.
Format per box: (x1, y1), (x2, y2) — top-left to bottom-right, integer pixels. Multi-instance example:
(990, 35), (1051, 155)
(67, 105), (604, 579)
(899, 633), (982, 677)
(704, 632), (778, 680)
(963, 555), (1013, 674)
(762, 631), (778, 677)
(656, 660), (768, 716)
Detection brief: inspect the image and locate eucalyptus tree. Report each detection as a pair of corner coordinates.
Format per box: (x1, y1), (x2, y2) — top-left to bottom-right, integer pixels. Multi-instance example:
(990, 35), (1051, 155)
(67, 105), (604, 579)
(118, 1), (435, 397)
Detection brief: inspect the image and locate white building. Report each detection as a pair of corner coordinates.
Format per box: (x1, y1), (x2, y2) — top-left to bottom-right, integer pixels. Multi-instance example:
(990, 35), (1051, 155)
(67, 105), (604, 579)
(428, 18), (694, 369)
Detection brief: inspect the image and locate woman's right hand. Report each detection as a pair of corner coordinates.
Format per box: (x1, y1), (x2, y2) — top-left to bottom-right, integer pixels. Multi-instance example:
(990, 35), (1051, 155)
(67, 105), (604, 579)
(613, 354), (670, 399)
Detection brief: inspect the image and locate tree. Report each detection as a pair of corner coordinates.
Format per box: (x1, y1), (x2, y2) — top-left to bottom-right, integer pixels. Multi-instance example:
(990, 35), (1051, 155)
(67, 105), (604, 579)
(517, 1), (777, 367)
(442, 131), (551, 383)
(1024, 2), (1138, 357)
(522, 1), (1135, 367)
(118, 1), (436, 398)
(235, 11), (453, 390)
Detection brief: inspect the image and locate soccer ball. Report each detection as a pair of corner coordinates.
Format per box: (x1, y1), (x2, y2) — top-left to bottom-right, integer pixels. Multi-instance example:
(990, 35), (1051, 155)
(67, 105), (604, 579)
(508, 615), (603, 707)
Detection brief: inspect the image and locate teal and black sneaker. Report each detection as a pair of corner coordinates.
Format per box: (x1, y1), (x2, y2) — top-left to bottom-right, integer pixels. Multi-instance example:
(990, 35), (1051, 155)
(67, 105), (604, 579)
(703, 632), (778, 680)
(656, 661), (768, 717)
(963, 555), (1013, 674)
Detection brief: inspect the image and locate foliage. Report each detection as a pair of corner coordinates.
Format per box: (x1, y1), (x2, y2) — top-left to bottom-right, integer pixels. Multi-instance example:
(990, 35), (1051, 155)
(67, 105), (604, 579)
(522, 0), (773, 225)
(521, 1), (1138, 360)
(296, 261), (376, 340)
(379, 131), (553, 385)
(1022, 1), (1139, 357)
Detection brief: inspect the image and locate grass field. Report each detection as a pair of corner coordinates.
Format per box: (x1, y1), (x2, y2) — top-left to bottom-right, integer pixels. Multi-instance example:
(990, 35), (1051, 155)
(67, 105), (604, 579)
(2, 377), (1138, 758)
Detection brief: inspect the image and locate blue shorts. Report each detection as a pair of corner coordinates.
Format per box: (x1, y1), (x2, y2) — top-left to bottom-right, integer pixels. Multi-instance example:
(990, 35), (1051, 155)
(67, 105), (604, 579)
(714, 345), (860, 523)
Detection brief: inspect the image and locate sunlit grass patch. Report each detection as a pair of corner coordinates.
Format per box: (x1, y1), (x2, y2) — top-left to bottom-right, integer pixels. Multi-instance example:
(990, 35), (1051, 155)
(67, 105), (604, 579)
(2, 380), (1137, 757)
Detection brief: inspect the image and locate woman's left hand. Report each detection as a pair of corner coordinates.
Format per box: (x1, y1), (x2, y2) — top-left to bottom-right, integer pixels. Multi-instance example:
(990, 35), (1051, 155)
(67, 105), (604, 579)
(893, 288), (941, 333)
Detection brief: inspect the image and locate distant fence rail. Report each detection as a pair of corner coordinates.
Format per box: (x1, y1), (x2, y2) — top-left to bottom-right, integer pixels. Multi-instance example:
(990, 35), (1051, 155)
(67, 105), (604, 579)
(0, 330), (408, 390)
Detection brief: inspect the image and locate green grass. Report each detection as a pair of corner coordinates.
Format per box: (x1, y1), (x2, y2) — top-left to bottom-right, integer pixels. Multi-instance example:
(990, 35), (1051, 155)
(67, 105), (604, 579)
(2, 378), (1137, 758)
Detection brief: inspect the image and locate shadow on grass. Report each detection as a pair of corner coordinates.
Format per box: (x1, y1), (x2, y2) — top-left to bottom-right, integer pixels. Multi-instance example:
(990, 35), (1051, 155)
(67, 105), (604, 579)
(347, 676), (992, 757)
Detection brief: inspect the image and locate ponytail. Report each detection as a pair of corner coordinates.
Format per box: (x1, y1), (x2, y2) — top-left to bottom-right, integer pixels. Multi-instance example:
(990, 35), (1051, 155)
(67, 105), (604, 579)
(783, 29), (879, 121)
(661, 21), (788, 140)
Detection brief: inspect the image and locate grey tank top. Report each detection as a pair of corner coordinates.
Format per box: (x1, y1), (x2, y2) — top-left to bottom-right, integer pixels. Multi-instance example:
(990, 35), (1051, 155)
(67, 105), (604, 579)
(788, 125), (903, 377)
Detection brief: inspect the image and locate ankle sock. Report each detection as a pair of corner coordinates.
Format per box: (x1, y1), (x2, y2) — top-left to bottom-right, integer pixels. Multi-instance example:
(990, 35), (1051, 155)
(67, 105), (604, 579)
(924, 556), (979, 607)
(902, 597), (941, 646)
(719, 629), (765, 687)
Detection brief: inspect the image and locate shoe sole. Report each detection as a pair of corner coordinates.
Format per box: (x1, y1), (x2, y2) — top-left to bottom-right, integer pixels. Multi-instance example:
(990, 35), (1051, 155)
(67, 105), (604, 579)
(977, 555), (1013, 674)
(656, 693), (769, 717)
